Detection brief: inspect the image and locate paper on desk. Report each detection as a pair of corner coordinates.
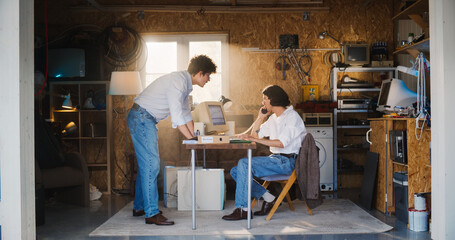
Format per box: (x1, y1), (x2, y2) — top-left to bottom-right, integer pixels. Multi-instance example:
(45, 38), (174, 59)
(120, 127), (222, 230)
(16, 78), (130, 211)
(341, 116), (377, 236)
(182, 140), (198, 144)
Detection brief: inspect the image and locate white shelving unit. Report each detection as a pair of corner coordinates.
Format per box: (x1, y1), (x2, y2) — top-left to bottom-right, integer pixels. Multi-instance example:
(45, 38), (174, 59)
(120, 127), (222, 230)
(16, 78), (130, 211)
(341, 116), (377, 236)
(331, 67), (395, 189)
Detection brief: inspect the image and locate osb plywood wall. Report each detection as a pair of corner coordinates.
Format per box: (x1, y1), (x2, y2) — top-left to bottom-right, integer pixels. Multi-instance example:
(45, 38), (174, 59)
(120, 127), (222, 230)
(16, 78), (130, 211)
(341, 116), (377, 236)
(40, 0), (394, 190)
(406, 119), (431, 208)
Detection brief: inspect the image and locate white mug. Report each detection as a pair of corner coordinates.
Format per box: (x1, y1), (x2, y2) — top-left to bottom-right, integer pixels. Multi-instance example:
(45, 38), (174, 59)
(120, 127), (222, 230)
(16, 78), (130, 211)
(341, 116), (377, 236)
(226, 121), (235, 136)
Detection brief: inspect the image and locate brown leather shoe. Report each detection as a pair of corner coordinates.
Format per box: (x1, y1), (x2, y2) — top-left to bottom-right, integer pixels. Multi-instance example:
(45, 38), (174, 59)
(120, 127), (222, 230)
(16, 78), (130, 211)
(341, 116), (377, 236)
(254, 199), (277, 216)
(133, 209), (162, 217)
(222, 208), (253, 221)
(145, 213), (174, 225)
(133, 209), (145, 216)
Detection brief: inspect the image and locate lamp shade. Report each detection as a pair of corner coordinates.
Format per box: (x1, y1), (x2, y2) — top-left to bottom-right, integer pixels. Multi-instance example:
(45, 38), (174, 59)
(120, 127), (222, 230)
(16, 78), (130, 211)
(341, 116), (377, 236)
(61, 121), (78, 136)
(317, 30), (343, 46)
(62, 93), (73, 109)
(219, 95), (232, 110)
(318, 31), (328, 40)
(109, 71), (143, 95)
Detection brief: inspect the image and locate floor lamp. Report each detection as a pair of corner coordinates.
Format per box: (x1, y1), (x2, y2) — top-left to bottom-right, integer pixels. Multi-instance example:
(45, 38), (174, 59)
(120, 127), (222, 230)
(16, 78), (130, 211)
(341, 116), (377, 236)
(109, 71), (143, 193)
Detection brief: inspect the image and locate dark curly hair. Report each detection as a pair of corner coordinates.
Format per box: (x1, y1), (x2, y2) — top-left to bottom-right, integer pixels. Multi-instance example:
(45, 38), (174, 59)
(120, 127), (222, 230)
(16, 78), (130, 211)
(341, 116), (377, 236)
(262, 85), (290, 107)
(187, 55), (217, 75)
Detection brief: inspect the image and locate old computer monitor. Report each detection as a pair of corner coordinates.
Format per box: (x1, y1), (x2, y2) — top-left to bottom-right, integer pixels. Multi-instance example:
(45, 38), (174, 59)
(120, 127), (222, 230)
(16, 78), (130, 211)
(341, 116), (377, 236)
(192, 101), (229, 134)
(48, 48), (86, 78)
(343, 44), (370, 66)
(376, 78), (418, 113)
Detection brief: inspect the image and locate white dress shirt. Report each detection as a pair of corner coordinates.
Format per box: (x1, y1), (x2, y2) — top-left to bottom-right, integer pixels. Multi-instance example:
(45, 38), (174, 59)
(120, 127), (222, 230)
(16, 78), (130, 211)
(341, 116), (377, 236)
(134, 71), (193, 128)
(258, 105), (306, 154)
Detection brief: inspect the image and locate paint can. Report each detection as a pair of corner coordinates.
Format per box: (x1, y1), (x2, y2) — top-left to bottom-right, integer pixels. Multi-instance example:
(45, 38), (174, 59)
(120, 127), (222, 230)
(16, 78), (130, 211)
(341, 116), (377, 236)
(408, 208), (428, 232)
(414, 193), (426, 210)
(408, 208), (414, 230)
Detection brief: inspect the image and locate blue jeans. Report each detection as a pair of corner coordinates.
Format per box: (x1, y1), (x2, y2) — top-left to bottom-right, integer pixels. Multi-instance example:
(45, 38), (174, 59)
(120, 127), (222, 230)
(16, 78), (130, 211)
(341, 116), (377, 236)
(127, 105), (161, 218)
(230, 154), (295, 208)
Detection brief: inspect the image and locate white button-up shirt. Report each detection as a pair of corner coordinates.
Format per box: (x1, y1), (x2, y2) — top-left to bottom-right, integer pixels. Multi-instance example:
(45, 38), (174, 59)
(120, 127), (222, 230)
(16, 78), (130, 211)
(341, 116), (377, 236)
(258, 105), (306, 154)
(134, 71), (193, 128)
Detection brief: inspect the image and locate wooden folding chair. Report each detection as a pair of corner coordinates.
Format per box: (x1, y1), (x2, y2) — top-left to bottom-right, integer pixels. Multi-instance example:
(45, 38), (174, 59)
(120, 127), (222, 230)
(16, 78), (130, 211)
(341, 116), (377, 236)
(252, 169), (313, 221)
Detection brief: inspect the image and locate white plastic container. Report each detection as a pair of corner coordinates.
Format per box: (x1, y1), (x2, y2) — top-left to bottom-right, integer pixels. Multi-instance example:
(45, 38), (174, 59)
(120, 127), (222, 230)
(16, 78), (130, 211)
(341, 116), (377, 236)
(414, 194), (426, 210)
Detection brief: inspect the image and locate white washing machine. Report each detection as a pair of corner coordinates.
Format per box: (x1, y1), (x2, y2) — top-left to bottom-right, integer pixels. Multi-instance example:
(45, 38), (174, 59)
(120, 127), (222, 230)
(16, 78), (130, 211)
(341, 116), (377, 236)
(306, 127), (334, 191)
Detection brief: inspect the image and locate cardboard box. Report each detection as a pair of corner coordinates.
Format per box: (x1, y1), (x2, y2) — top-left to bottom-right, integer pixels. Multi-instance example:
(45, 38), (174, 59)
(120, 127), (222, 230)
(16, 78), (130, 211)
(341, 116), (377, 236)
(371, 60), (394, 67)
(177, 168), (225, 211)
(163, 166), (202, 208)
(198, 135), (230, 144)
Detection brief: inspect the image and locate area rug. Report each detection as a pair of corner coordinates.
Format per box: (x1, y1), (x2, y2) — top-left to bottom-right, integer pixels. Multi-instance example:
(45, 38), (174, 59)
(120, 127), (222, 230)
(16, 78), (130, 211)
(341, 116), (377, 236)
(89, 199), (392, 236)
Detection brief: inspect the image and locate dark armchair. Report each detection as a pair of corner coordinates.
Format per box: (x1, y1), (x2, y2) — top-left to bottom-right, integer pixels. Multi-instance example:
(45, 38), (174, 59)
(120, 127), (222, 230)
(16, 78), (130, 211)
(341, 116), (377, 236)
(35, 152), (90, 207)
(35, 112), (90, 207)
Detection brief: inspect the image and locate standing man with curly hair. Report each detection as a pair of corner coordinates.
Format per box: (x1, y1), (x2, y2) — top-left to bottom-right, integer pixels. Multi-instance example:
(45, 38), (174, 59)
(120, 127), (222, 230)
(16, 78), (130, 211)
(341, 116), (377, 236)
(127, 55), (217, 225)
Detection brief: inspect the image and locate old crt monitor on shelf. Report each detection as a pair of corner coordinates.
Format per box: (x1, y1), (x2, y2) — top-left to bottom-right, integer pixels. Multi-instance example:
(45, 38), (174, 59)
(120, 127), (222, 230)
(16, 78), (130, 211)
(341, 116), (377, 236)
(376, 78), (418, 113)
(343, 44), (370, 66)
(192, 101), (229, 134)
(48, 48), (86, 78)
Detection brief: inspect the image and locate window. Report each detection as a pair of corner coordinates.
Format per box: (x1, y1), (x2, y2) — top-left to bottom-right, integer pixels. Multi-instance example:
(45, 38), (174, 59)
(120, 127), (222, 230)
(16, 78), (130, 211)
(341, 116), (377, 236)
(142, 33), (229, 104)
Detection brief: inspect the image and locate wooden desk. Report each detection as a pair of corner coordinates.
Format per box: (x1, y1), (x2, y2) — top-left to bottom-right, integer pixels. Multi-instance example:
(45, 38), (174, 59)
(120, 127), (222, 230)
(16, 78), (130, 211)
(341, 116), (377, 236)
(185, 142), (256, 230)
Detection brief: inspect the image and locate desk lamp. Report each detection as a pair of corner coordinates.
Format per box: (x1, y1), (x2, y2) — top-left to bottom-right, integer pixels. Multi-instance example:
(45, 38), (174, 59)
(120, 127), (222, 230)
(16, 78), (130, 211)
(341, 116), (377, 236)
(219, 95), (232, 110)
(109, 71), (143, 194)
(318, 31), (344, 53)
(61, 121), (78, 136)
(61, 93), (73, 109)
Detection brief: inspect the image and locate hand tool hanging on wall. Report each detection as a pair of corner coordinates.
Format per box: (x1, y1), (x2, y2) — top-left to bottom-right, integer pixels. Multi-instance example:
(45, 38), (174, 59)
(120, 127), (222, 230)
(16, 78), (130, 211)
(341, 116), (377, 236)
(275, 50), (291, 80)
(285, 48), (307, 85)
(299, 50), (312, 83)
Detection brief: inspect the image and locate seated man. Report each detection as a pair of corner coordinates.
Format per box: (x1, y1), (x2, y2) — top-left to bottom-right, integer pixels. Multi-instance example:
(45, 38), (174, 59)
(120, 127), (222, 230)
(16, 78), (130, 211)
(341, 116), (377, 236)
(222, 85), (307, 220)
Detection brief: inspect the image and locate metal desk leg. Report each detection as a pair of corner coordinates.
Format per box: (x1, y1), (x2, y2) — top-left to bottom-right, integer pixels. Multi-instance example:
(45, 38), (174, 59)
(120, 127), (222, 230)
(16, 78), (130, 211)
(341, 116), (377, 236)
(247, 148), (252, 229)
(191, 149), (196, 230)
(203, 149), (206, 168)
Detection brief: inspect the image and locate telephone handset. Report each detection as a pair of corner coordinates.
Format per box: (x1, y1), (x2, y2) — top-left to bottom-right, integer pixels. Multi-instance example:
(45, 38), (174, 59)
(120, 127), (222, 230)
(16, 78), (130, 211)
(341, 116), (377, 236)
(261, 108), (268, 114)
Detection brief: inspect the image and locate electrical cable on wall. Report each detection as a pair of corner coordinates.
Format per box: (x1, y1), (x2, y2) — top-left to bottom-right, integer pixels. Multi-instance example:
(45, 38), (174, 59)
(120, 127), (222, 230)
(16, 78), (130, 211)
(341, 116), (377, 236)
(299, 51), (312, 82)
(415, 116), (427, 141)
(414, 52), (430, 141)
(39, 24), (103, 49)
(285, 48), (307, 85)
(101, 25), (146, 70)
(274, 49), (291, 80)
(415, 52), (428, 118)
(322, 51), (344, 67)
(112, 152), (131, 194)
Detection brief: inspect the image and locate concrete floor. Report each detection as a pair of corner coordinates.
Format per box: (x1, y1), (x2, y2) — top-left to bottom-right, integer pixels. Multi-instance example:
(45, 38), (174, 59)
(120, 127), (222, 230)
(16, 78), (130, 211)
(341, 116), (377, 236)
(36, 189), (431, 240)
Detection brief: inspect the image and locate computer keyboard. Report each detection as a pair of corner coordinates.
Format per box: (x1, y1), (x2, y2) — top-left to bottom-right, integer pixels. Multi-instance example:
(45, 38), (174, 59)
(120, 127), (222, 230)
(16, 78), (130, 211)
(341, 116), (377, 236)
(229, 137), (251, 143)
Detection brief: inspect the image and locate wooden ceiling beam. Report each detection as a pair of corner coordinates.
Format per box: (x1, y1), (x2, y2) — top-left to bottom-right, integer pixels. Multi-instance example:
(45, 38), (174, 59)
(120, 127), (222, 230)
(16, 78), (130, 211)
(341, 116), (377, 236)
(236, 0), (323, 4)
(71, 4), (329, 13)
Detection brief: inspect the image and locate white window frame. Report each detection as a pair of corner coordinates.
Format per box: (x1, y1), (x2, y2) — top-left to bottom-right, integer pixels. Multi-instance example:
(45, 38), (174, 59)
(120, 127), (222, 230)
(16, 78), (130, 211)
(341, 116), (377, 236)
(141, 33), (230, 99)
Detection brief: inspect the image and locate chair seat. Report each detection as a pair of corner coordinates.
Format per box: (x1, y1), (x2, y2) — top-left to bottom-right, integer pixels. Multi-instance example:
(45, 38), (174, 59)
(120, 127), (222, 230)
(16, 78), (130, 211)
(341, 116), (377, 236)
(260, 174), (291, 182)
(42, 166), (84, 189)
